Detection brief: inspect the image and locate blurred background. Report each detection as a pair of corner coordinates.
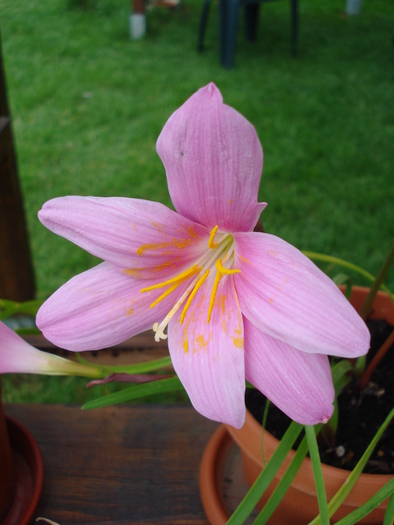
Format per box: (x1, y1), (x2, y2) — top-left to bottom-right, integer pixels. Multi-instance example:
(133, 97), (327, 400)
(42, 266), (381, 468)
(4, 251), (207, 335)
(1, 0), (393, 401)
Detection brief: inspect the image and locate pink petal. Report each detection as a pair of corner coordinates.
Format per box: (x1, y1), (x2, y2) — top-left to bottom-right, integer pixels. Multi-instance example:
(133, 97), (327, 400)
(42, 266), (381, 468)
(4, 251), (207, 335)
(38, 196), (209, 280)
(157, 83), (266, 232)
(234, 232), (370, 358)
(168, 272), (245, 428)
(0, 322), (96, 376)
(244, 319), (335, 425)
(36, 262), (190, 351)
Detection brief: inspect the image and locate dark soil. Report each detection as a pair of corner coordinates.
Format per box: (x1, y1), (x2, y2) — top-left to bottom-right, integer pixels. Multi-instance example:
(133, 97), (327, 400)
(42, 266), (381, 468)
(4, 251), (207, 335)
(245, 317), (394, 474)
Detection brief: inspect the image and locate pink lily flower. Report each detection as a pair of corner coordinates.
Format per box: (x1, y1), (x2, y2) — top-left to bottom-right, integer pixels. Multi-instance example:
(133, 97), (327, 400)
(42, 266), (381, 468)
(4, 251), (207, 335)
(36, 83), (370, 428)
(0, 321), (100, 377)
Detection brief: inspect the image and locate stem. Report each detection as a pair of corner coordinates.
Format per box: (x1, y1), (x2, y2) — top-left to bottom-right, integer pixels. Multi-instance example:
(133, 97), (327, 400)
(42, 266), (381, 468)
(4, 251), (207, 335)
(360, 242), (394, 321)
(359, 328), (394, 388)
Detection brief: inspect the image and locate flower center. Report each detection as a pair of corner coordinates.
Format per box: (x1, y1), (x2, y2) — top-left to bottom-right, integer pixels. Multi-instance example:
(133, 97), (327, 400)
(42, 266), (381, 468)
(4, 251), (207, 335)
(140, 225), (240, 342)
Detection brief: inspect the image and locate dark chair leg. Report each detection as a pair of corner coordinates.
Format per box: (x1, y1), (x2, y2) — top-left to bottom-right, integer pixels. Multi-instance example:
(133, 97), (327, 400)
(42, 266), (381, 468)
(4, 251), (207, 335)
(290, 0), (298, 56)
(220, 0), (240, 68)
(244, 3), (259, 42)
(197, 0), (214, 53)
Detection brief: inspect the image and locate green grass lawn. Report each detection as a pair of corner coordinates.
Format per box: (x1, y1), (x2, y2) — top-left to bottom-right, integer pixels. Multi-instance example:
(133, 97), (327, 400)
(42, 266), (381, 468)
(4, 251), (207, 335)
(1, 0), (393, 403)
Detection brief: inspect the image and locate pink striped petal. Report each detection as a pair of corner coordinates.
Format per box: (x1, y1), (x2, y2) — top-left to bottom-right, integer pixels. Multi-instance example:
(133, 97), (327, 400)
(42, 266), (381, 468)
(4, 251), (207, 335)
(157, 83), (266, 232)
(38, 196), (209, 280)
(234, 232), (370, 357)
(0, 322), (98, 376)
(244, 319), (335, 425)
(36, 262), (189, 351)
(168, 273), (245, 428)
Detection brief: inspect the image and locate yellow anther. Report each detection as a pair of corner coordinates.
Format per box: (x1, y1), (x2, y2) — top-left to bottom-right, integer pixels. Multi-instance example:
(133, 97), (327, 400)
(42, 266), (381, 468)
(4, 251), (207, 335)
(216, 258), (240, 275)
(207, 270), (222, 324)
(180, 269), (210, 324)
(140, 264), (200, 293)
(149, 283), (180, 309)
(208, 225), (220, 249)
(207, 259), (240, 323)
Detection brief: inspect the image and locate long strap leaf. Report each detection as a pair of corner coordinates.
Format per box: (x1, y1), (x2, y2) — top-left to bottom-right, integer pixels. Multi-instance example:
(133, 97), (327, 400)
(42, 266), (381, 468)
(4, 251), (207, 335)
(334, 478), (394, 525)
(383, 491), (394, 525)
(303, 252), (394, 304)
(254, 423), (323, 525)
(82, 376), (184, 409)
(309, 406), (394, 525)
(306, 426), (330, 525)
(226, 421), (303, 525)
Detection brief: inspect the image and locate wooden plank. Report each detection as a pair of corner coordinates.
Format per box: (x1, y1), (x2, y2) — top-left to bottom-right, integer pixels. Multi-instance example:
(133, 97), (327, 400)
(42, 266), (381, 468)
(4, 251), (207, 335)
(0, 34), (35, 301)
(5, 404), (218, 524)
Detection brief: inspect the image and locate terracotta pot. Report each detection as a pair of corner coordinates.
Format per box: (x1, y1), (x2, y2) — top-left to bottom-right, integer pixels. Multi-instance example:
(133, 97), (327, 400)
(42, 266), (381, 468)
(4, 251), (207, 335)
(225, 286), (394, 525)
(0, 379), (15, 522)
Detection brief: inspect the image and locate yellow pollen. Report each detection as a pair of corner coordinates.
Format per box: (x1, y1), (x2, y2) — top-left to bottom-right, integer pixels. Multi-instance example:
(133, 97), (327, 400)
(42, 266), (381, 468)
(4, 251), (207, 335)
(207, 269), (222, 324)
(180, 269), (210, 324)
(140, 264), (200, 293)
(207, 259), (240, 323)
(216, 259), (240, 276)
(208, 225), (220, 249)
(149, 283), (180, 308)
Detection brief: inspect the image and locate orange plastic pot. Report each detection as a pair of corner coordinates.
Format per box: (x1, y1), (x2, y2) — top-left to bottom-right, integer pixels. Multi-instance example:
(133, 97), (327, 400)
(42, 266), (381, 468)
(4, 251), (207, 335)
(226, 287), (393, 525)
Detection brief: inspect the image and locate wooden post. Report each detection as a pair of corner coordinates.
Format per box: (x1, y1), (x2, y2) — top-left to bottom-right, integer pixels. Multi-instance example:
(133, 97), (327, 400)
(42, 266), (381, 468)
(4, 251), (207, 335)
(0, 33), (36, 301)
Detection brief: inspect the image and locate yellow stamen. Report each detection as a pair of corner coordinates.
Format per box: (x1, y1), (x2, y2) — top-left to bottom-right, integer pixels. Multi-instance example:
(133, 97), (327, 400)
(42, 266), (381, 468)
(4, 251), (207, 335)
(140, 264), (200, 293)
(207, 269), (222, 324)
(180, 269), (210, 324)
(208, 225), (220, 249)
(207, 259), (240, 323)
(149, 282), (180, 308)
(216, 258), (240, 276)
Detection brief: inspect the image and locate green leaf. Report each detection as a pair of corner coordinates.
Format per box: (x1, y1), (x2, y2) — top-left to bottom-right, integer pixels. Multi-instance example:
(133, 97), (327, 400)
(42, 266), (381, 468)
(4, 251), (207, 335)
(320, 398), (338, 446)
(76, 353), (173, 374)
(309, 406), (394, 525)
(331, 359), (352, 396)
(227, 421), (303, 525)
(332, 274), (353, 299)
(305, 426), (330, 525)
(383, 491), (394, 525)
(303, 252), (394, 304)
(261, 398), (271, 465)
(0, 298), (43, 319)
(334, 478), (394, 525)
(254, 425), (322, 525)
(82, 376), (184, 409)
